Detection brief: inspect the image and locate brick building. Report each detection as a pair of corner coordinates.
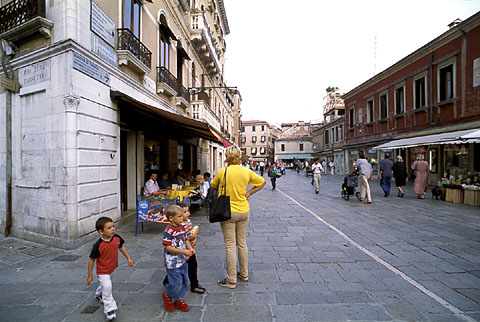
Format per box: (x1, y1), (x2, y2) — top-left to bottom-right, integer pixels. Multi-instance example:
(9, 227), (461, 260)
(343, 12), (480, 184)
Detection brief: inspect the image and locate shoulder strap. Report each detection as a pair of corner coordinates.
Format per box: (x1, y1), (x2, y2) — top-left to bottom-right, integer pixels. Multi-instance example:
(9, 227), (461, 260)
(222, 167), (228, 196)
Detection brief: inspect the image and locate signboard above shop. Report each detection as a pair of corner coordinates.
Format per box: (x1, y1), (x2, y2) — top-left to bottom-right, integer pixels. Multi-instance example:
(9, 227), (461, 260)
(91, 1), (116, 48)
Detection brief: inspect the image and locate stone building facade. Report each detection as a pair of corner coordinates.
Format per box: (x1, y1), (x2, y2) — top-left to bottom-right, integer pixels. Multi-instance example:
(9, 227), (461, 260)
(0, 0), (240, 248)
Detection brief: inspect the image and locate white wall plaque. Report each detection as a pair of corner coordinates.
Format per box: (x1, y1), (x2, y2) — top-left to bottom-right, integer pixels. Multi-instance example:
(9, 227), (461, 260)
(143, 76), (156, 94)
(19, 60), (51, 87)
(91, 1), (116, 48)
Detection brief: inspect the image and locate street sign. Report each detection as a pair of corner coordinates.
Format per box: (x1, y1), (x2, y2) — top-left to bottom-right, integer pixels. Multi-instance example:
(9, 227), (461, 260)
(0, 77), (19, 92)
(72, 52), (110, 86)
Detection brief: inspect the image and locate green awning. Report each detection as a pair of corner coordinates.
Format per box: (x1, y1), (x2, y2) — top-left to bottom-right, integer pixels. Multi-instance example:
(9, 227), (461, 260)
(277, 153), (312, 160)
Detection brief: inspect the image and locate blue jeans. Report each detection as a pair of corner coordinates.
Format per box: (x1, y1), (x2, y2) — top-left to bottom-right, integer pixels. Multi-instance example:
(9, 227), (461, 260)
(166, 263), (189, 301)
(381, 175), (392, 195)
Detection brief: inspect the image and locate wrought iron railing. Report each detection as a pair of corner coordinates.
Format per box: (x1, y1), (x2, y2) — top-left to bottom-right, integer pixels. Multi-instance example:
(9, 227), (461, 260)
(117, 28), (152, 69)
(157, 67), (177, 90)
(0, 0), (46, 34)
(177, 84), (190, 103)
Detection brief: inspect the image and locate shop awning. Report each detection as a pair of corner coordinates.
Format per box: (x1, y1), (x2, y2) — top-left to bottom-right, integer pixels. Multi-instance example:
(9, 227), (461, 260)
(209, 128), (233, 148)
(374, 128), (480, 149)
(277, 153), (312, 160)
(111, 90), (220, 142)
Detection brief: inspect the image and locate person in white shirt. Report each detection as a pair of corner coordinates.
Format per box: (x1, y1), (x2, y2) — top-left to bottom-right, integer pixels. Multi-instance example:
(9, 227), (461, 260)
(311, 159), (323, 194)
(143, 173), (166, 196)
(356, 152), (373, 204)
(329, 160), (335, 175)
(259, 161), (265, 176)
(322, 160), (327, 175)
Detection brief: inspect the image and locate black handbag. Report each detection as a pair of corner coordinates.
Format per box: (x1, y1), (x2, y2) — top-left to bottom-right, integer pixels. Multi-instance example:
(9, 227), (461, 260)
(208, 167), (231, 223)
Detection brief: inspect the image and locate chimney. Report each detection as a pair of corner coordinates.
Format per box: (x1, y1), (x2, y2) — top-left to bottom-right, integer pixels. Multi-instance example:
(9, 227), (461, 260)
(448, 18), (462, 29)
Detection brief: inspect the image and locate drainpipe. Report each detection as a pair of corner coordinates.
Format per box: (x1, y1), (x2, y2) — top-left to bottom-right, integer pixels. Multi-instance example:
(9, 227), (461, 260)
(0, 41), (16, 236)
(429, 53), (434, 125)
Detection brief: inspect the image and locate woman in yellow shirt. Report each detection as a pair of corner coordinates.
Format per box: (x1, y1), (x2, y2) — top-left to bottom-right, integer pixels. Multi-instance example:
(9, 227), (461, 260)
(210, 146), (266, 288)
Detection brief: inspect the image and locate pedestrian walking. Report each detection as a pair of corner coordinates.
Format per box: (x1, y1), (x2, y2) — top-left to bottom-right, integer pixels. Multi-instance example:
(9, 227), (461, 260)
(259, 160), (265, 176)
(210, 146), (266, 288)
(267, 162), (278, 190)
(379, 153), (394, 197)
(392, 155), (407, 197)
(311, 158), (323, 194)
(356, 152), (373, 204)
(329, 160), (335, 175)
(412, 154), (430, 199)
(87, 217), (134, 321)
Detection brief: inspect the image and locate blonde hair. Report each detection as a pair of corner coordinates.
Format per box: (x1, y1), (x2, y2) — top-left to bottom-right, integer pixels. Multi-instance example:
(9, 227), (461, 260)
(165, 204), (183, 221)
(416, 153), (425, 161)
(225, 145), (241, 165)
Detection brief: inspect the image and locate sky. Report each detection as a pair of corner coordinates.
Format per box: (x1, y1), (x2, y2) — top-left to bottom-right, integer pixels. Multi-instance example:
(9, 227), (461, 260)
(222, 0), (480, 126)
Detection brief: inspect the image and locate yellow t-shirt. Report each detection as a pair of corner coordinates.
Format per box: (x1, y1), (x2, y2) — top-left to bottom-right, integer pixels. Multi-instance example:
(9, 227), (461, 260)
(210, 165), (265, 213)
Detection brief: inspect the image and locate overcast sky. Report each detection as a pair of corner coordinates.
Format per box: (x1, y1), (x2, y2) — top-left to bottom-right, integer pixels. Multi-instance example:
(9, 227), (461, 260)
(222, 0), (480, 126)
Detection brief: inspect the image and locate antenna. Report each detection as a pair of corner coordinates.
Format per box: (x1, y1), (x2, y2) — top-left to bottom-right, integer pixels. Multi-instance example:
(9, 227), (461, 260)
(374, 35), (377, 76)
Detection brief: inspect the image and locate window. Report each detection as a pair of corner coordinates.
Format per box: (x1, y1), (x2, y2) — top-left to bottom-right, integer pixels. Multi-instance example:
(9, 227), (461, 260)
(159, 15), (170, 69)
(252, 136), (257, 142)
(395, 85), (405, 114)
(414, 75), (427, 109)
(124, 0), (141, 37)
(439, 62), (455, 101)
(325, 130), (330, 144)
(299, 143), (304, 151)
(251, 147), (257, 154)
(241, 126), (245, 132)
(379, 93), (388, 119)
(252, 126), (256, 132)
(367, 99), (374, 123)
(429, 148), (438, 173)
(260, 147), (266, 154)
(241, 137), (246, 143)
(281, 144), (285, 152)
(335, 126), (339, 142)
(339, 124), (343, 140)
(261, 136), (266, 142)
(349, 107), (355, 128)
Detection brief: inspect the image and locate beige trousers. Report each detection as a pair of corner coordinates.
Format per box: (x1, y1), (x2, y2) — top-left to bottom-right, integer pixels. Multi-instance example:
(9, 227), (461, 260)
(359, 174), (372, 202)
(220, 211), (249, 283)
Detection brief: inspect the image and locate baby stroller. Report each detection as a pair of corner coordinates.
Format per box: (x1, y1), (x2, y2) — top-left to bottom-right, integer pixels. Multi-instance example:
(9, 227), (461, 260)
(341, 173), (361, 200)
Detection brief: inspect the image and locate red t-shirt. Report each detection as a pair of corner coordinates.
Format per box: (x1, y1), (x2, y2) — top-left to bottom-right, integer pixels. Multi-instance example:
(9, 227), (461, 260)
(89, 234), (125, 275)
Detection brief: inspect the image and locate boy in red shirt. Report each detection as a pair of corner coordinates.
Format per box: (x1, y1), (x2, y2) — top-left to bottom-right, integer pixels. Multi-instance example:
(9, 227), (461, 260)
(87, 217), (134, 321)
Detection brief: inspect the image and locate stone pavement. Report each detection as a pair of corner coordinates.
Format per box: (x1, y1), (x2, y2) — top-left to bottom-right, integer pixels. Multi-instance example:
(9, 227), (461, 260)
(0, 170), (479, 322)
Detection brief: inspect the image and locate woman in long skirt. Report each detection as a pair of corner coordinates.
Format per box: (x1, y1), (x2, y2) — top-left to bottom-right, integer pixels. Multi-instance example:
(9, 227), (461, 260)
(412, 154), (429, 199)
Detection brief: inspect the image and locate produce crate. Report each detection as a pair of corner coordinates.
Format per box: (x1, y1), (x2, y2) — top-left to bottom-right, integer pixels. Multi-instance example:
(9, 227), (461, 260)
(464, 189), (480, 206)
(445, 188), (464, 204)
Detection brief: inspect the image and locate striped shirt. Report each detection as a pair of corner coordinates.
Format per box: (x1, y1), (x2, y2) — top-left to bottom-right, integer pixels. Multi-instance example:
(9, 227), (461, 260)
(182, 219), (193, 238)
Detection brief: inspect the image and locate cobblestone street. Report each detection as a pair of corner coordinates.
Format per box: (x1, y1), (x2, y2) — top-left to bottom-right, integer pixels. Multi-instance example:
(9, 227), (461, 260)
(1, 171), (479, 322)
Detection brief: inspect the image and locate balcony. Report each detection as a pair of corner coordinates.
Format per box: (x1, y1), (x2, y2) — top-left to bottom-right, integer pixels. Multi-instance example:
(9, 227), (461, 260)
(175, 84), (190, 109)
(117, 28), (152, 74)
(191, 100), (220, 132)
(0, 0), (53, 43)
(156, 67), (177, 97)
(190, 13), (220, 76)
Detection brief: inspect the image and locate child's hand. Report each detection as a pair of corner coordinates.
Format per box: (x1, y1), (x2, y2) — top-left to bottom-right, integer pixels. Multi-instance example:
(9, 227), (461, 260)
(128, 258), (134, 267)
(191, 239), (197, 248)
(87, 276), (93, 285)
(185, 249), (195, 256)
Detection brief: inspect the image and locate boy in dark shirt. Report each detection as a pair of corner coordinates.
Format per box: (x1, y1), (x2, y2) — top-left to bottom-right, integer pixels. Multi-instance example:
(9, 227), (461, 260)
(87, 217), (134, 321)
(162, 204), (195, 312)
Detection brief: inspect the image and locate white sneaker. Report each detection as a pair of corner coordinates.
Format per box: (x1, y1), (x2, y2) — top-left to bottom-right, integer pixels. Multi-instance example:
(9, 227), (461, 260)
(106, 310), (116, 321)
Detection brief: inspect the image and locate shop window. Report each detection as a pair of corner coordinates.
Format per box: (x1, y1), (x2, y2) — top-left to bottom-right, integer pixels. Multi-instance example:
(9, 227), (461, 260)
(414, 75), (427, 109)
(379, 93), (388, 119)
(299, 143), (304, 151)
(429, 148), (438, 173)
(281, 144), (285, 152)
(444, 144), (469, 180)
(395, 85), (405, 115)
(439, 62), (455, 101)
(367, 99), (374, 123)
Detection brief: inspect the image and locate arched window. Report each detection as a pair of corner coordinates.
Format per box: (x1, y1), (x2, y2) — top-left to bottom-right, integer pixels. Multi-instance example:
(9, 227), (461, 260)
(159, 14), (170, 69)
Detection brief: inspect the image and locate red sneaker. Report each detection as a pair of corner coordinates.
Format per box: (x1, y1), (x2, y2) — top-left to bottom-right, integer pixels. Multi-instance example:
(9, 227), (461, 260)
(162, 291), (174, 311)
(174, 299), (190, 312)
